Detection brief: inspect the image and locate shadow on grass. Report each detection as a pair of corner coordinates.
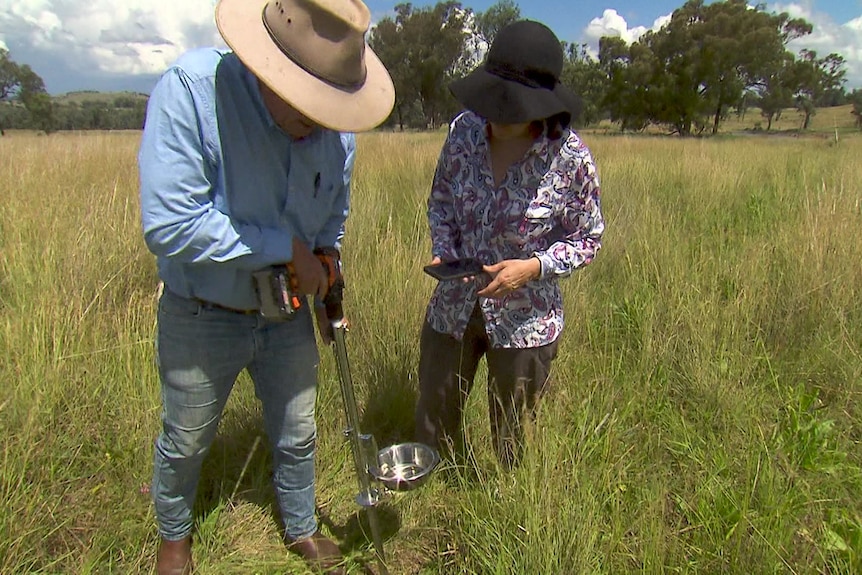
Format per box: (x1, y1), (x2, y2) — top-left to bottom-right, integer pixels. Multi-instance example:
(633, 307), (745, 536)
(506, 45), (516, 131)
(319, 503), (402, 551)
(358, 360), (420, 448)
(182, 362), (422, 568)
(180, 334), (454, 572)
(193, 414), (278, 524)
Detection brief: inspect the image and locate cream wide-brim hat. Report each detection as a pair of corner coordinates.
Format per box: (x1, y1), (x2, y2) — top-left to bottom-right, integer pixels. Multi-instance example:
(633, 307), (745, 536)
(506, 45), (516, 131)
(216, 0), (395, 132)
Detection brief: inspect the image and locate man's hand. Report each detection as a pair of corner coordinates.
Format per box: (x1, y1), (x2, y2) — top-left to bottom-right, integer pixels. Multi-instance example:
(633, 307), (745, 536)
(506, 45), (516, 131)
(314, 247), (344, 321)
(290, 237), (330, 299)
(477, 257), (541, 299)
(312, 246), (344, 345)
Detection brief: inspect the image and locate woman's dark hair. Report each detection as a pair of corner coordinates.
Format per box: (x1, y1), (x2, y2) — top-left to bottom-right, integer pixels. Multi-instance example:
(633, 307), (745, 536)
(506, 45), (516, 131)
(529, 112), (570, 140)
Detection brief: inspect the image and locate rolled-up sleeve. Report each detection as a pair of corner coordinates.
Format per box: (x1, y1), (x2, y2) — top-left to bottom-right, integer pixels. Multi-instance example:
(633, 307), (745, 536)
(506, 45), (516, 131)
(535, 147), (604, 278)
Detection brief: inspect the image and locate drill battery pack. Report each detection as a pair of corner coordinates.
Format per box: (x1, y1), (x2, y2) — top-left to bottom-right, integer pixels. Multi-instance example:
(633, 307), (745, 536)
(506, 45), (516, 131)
(252, 266), (302, 321)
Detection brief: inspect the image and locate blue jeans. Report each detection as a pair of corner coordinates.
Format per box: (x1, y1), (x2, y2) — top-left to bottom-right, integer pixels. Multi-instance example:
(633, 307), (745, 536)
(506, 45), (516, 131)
(152, 289), (320, 541)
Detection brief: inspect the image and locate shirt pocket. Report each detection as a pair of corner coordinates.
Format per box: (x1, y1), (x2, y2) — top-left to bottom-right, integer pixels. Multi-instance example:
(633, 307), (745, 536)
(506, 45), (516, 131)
(283, 165), (337, 239)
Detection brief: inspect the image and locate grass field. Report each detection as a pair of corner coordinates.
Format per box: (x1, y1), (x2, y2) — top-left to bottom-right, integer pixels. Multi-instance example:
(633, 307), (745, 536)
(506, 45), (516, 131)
(1, 116), (861, 574)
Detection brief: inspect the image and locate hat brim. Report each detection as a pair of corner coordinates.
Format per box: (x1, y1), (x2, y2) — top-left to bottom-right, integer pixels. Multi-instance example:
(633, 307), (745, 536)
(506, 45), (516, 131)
(450, 67), (582, 125)
(216, 0), (394, 132)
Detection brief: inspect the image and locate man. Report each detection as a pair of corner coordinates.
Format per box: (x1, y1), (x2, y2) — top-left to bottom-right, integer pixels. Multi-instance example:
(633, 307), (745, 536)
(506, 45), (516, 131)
(138, 0), (394, 573)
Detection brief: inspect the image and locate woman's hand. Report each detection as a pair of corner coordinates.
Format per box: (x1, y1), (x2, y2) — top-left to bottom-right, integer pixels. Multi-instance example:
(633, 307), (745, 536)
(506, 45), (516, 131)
(477, 258), (541, 299)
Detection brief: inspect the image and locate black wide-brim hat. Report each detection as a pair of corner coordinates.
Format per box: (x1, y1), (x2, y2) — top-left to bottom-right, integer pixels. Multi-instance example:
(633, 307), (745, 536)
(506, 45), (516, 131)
(450, 20), (582, 125)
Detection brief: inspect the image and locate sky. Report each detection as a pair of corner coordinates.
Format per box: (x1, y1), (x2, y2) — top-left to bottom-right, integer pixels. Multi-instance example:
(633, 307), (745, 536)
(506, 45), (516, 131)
(0, 0), (860, 96)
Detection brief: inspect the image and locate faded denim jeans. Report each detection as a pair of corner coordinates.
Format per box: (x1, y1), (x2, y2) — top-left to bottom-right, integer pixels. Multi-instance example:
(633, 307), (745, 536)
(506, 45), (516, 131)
(152, 288), (320, 541)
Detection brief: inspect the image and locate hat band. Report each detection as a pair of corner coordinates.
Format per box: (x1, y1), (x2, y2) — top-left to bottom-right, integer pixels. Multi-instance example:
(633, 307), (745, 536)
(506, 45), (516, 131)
(486, 62), (556, 91)
(261, 7), (366, 90)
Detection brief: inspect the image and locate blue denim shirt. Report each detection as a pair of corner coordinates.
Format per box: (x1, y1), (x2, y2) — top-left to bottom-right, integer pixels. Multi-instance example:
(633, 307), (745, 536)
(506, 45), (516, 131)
(139, 48), (355, 310)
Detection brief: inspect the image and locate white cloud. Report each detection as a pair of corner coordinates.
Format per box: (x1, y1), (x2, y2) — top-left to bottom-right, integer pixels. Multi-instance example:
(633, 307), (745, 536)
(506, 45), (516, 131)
(0, 0), (859, 93)
(583, 9), (670, 47)
(764, 3), (862, 89)
(0, 0), (225, 77)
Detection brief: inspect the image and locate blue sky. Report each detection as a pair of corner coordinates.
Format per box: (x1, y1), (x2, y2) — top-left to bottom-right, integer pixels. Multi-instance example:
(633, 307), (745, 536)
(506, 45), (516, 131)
(365, 1), (862, 73)
(367, 0), (862, 42)
(0, 0), (859, 95)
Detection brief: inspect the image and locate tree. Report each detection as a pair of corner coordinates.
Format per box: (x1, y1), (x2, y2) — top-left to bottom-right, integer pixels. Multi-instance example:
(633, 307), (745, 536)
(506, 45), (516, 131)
(369, 8), (415, 129)
(791, 49), (846, 129)
(22, 92), (54, 132)
(754, 54), (796, 130)
(369, 2), (469, 129)
(667, 1), (811, 135)
(0, 49), (53, 133)
(598, 36), (652, 132)
(560, 43), (606, 127)
(0, 49), (24, 101)
(460, 0), (521, 76)
(695, 0), (793, 134)
(474, 0), (520, 48)
(598, 0), (819, 136)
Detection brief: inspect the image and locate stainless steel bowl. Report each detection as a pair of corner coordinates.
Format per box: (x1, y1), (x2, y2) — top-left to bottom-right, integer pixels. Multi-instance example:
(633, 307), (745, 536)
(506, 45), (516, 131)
(372, 442), (440, 491)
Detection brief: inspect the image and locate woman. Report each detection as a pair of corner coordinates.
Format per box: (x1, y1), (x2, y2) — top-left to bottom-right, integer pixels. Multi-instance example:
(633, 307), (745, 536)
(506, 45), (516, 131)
(414, 20), (605, 469)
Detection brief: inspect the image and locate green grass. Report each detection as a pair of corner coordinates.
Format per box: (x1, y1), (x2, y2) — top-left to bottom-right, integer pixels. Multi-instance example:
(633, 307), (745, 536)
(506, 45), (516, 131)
(1, 127), (861, 574)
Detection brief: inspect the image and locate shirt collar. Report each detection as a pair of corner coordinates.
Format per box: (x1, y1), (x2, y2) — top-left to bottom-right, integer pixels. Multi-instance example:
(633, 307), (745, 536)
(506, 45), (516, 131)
(237, 56), (278, 131)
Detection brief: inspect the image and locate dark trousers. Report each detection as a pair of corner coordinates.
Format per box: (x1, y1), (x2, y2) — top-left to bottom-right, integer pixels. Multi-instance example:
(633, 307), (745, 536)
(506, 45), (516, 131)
(414, 304), (558, 468)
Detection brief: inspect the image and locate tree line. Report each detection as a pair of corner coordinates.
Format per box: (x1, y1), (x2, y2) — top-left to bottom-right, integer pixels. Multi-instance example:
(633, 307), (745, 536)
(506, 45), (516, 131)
(2, 0), (861, 135)
(369, 0), (862, 135)
(1, 49), (147, 133)
(0, 92), (148, 134)
(1, 49), (148, 133)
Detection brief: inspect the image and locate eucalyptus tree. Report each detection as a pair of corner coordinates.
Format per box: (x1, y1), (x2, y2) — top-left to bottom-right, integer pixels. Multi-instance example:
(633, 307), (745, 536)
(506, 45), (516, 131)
(369, 2), (469, 130)
(691, 0), (803, 134)
(0, 49), (53, 133)
(654, 0), (812, 135)
(460, 0), (521, 78)
(368, 8), (415, 130)
(473, 0), (520, 48)
(598, 36), (653, 132)
(560, 42), (606, 127)
(754, 53), (797, 131)
(748, 15), (848, 131)
(599, 0), (818, 136)
(791, 49), (846, 129)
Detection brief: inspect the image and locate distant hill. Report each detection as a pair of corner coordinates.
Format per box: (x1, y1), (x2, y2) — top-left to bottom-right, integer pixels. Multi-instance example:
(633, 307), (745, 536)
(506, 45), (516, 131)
(53, 91), (148, 105)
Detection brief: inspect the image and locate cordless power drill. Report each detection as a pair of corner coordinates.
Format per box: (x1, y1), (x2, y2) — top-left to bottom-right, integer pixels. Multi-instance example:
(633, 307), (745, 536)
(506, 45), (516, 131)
(252, 248), (344, 322)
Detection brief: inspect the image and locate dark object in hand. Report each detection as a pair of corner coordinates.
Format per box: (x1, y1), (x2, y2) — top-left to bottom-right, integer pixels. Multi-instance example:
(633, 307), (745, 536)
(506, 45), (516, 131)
(314, 247), (345, 321)
(253, 265), (302, 321)
(423, 258), (486, 281)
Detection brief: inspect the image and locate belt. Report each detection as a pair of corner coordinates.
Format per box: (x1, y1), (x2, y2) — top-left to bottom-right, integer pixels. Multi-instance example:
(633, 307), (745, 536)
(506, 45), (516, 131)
(193, 298), (259, 315)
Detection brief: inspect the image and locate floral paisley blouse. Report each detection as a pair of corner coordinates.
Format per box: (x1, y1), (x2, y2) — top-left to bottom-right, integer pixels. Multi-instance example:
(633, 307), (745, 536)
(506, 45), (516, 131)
(425, 111), (605, 349)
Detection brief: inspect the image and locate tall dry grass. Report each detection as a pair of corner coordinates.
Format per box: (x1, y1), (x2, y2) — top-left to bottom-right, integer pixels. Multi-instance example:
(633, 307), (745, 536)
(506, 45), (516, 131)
(1, 127), (861, 574)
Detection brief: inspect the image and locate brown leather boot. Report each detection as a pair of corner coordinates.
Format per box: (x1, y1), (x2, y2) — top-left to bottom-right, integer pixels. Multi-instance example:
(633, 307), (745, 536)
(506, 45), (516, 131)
(156, 536), (193, 575)
(287, 530), (346, 575)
